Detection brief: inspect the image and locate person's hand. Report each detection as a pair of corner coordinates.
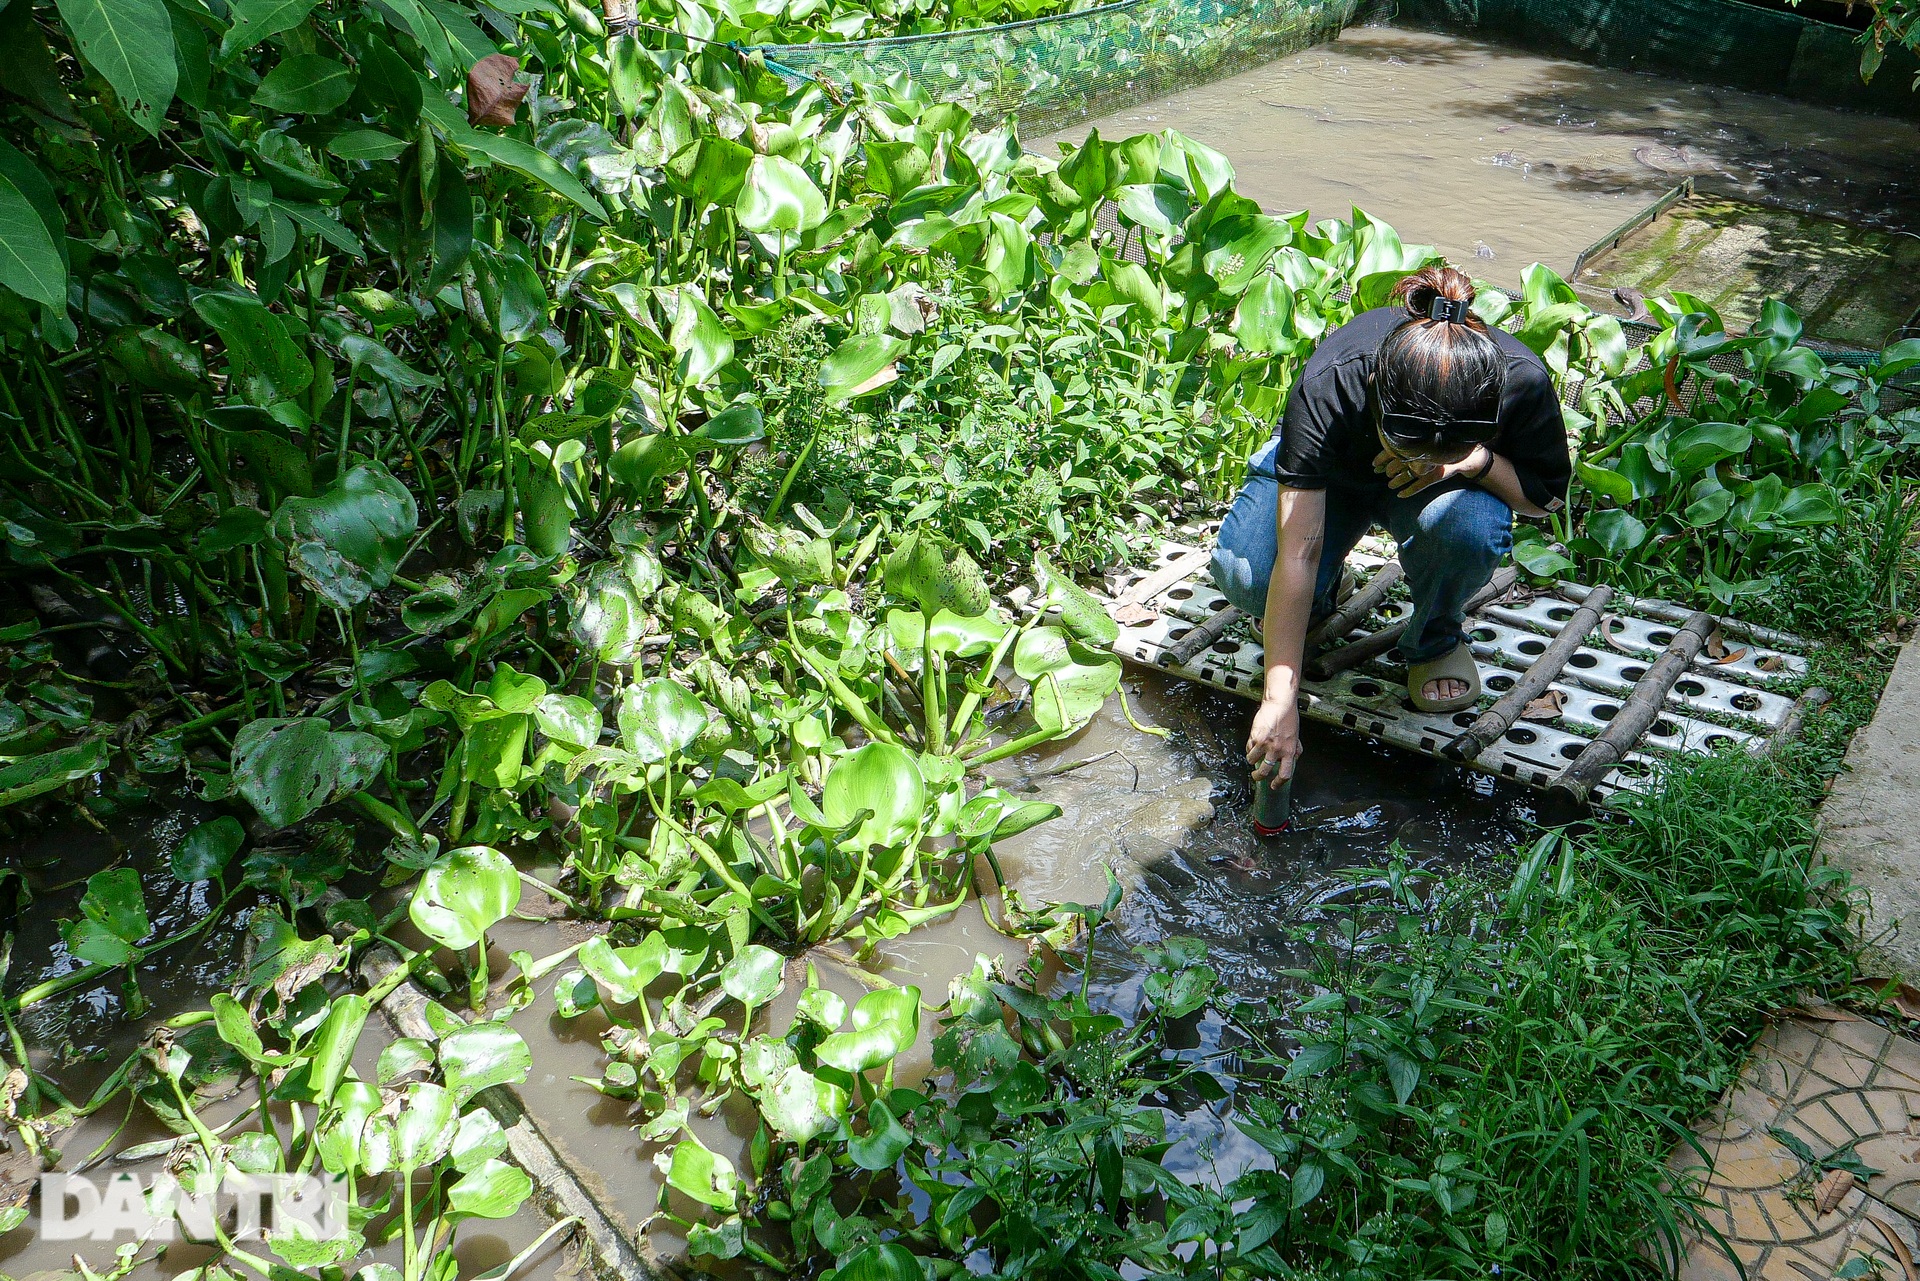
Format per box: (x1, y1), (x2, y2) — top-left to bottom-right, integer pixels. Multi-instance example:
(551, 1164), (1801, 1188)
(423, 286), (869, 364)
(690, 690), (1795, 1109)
(1247, 697), (1303, 783)
(1372, 444), (1492, 497)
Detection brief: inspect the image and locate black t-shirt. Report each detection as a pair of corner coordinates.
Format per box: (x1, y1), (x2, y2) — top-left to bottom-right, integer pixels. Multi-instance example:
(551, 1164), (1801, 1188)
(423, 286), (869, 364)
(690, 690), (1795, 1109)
(1270, 307), (1572, 513)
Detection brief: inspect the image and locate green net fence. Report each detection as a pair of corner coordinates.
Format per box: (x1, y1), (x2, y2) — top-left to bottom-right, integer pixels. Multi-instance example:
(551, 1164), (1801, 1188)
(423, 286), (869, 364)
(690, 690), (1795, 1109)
(752, 0), (1382, 135)
(1393, 0), (1920, 119)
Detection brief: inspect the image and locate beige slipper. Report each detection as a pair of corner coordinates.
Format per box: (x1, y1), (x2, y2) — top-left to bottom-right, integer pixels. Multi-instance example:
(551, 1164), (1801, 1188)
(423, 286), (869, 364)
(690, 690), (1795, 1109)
(1408, 643), (1481, 713)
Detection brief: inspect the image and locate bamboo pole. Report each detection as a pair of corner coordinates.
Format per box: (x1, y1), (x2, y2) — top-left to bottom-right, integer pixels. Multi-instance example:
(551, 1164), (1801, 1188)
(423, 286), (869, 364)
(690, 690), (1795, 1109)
(1307, 567), (1518, 680)
(1304, 561), (1404, 651)
(1165, 605), (1246, 666)
(1548, 610), (1716, 803)
(1556, 581), (1807, 651)
(1446, 585), (1613, 761)
(1118, 546), (1214, 608)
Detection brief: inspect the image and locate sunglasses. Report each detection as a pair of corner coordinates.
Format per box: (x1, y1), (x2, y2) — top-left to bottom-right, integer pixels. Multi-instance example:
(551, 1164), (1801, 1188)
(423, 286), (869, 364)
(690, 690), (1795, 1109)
(1374, 406), (1502, 455)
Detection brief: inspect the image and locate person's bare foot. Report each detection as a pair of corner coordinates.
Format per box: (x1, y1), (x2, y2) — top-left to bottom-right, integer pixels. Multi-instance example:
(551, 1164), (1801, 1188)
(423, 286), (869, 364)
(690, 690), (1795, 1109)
(1421, 677), (1468, 702)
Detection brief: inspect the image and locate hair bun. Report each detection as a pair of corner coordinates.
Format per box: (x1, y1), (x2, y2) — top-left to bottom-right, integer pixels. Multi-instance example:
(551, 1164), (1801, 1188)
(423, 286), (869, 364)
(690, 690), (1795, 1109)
(1393, 265), (1477, 322)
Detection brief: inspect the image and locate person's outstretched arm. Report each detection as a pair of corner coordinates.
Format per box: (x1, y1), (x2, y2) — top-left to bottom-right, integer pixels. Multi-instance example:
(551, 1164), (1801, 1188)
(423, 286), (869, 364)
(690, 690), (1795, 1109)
(1247, 485), (1326, 784)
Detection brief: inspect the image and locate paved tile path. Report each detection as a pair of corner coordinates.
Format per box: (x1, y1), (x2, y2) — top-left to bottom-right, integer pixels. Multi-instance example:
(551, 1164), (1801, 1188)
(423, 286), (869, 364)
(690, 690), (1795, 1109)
(1673, 1011), (1920, 1278)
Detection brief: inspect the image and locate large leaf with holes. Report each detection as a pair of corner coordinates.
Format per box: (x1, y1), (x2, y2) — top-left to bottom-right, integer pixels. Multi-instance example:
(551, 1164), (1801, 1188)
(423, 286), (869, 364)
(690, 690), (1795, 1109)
(231, 717), (386, 828)
(272, 463), (419, 609)
(756, 1064), (848, 1143)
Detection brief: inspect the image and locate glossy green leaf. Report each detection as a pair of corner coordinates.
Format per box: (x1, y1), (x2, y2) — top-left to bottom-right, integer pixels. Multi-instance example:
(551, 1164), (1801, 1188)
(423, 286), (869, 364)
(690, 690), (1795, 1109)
(735, 154), (825, 234)
(448, 1158), (533, 1220)
(55, 0), (176, 132)
(1232, 273), (1295, 355)
(579, 933), (666, 1005)
(848, 1098), (911, 1172)
(339, 333), (438, 390)
(191, 291), (312, 405)
(254, 54), (354, 113)
(820, 333), (905, 403)
(232, 717), (387, 828)
(1776, 482), (1841, 527)
(1586, 508), (1648, 557)
(758, 1064), (848, 1143)
(410, 845), (521, 951)
(1667, 421), (1752, 476)
(273, 462), (419, 609)
(392, 1081), (457, 1172)
(608, 433), (686, 496)
(720, 943), (786, 1011)
(0, 143), (66, 309)
(1035, 553), (1119, 646)
(822, 742), (926, 852)
(883, 530), (990, 618)
(172, 815), (244, 881)
(329, 129), (410, 162)
(665, 1139), (738, 1211)
(456, 131), (605, 221)
(814, 986), (920, 1075)
(219, 0), (315, 57)
(660, 284), (732, 385)
(694, 402), (765, 447)
(1575, 461), (1634, 505)
(438, 1023), (532, 1104)
(617, 678), (707, 763)
(305, 994), (369, 1101)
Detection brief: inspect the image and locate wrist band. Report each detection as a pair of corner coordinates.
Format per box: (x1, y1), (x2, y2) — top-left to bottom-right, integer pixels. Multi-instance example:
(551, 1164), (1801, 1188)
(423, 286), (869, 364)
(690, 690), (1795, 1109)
(1467, 450), (1496, 482)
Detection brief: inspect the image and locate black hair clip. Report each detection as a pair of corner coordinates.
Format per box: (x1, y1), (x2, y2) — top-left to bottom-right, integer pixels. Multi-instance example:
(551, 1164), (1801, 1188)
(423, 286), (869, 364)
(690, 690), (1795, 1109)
(1426, 296), (1471, 325)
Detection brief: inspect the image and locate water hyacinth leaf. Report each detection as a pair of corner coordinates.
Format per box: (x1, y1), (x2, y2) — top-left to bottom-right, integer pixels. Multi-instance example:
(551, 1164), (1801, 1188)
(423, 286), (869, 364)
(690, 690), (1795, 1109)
(339, 333), (438, 390)
(735, 154), (825, 234)
(661, 285), (732, 385)
(0, 143), (67, 309)
(884, 530), (990, 618)
(63, 868), (149, 965)
(758, 1065), (848, 1143)
(740, 1038), (796, 1091)
(232, 717), (387, 828)
(450, 1108), (508, 1173)
(1586, 508), (1648, 557)
(1776, 482), (1842, 526)
(410, 845), (521, 952)
(1575, 461), (1635, 505)
(0, 737), (108, 809)
(1114, 182), (1189, 238)
(926, 610), (1006, 657)
(579, 933), (666, 1005)
(570, 561), (651, 663)
(171, 815), (244, 881)
(54, 0), (176, 133)
(439, 1023), (532, 1105)
(815, 986), (921, 1075)
(254, 54), (354, 113)
(608, 433), (686, 497)
(665, 1139), (738, 1210)
(848, 1098), (911, 1172)
(820, 333), (905, 403)
(272, 462), (419, 606)
(822, 743), (926, 852)
(392, 1081), (457, 1172)
(447, 1158), (533, 1220)
(796, 987), (846, 1030)
(1035, 552), (1119, 645)
(832, 1244), (925, 1281)
(1666, 421), (1752, 476)
(720, 944), (785, 1011)
(1232, 273), (1295, 354)
(533, 694), (600, 752)
(191, 291), (312, 405)
(306, 994), (370, 1101)
(745, 523), (831, 587)
(693, 402), (765, 447)
(377, 1038), (435, 1084)
(990, 1059), (1047, 1115)
(617, 678), (707, 763)
(103, 326), (204, 395)
(468, 248), (547, 346)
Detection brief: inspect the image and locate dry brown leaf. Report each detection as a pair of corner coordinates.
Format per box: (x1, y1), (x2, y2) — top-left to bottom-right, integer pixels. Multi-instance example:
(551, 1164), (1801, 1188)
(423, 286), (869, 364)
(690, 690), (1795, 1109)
(467, 54), (527, 128)
(1705, 627), (1728, 659)
(1757, 653), (1787, 673)
(1601, 615), (1642, 654)
(1113, 603), (1160, 626)
(1785, 1002), (1858, 1023)
(1815, 1167), (1855, 1215)
(1520, 689), (1566, 721)
(1865, 1209), (1920, 1281)
(1710, 646), (1748, 665)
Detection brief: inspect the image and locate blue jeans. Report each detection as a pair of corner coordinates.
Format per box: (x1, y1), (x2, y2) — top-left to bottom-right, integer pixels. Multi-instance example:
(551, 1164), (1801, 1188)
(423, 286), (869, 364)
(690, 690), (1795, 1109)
(1209, 438), (1513, 664)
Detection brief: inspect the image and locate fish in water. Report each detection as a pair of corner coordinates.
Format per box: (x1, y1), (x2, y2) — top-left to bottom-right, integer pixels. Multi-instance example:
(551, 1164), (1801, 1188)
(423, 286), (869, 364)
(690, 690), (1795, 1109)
(1294, 799), (1413, 836)
(1631, 143), (1719, 175)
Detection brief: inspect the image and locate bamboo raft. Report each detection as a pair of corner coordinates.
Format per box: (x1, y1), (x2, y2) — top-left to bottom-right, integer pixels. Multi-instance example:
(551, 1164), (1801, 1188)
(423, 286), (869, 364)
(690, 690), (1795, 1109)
(1099, 536), (1826, 805)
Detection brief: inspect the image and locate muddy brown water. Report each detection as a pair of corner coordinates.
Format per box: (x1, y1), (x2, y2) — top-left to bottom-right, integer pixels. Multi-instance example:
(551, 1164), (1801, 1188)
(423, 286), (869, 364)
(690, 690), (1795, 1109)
(1045, 25), (1920, 286)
